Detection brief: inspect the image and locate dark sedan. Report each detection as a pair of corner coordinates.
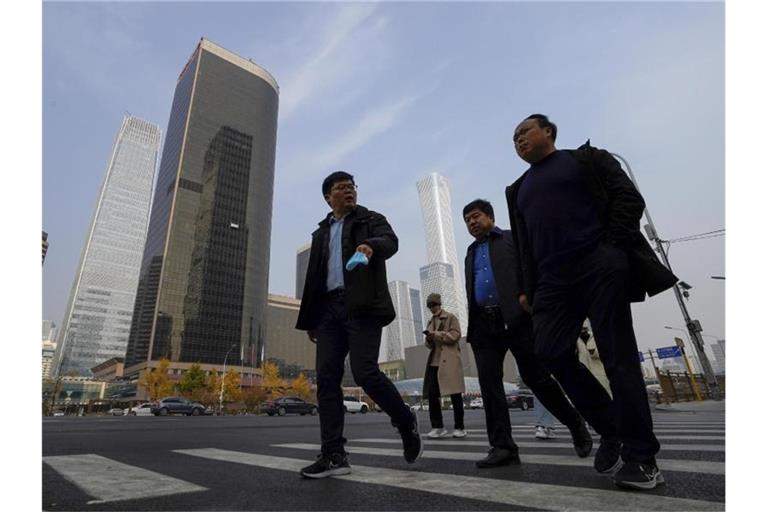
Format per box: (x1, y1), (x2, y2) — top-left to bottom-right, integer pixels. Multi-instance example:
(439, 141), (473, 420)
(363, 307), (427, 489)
(263, 397), (318, 416)
(506, 391), (535, 411)
(151, 397), (207, 416)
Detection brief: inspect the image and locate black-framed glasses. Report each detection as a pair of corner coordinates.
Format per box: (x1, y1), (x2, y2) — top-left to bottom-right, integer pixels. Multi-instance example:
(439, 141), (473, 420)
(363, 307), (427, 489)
(331, 183), (357, 192)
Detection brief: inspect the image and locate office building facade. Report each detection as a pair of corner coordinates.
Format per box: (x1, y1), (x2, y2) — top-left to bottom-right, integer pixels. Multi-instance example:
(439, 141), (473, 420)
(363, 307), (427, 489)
(379, 281), (419, 363)
(409, 288), (423, 344)
(52, 115), (161, 376)
(416, 173), (468, 334)
(124, 39), (278, 374)
(265, 294), (316, 381)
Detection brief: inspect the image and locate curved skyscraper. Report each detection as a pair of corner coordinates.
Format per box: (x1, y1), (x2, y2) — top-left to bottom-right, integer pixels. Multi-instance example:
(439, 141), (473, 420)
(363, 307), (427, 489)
(53, 115), (161, 377)
(416, 173), (468, 334)
(124, 39), (278, 374)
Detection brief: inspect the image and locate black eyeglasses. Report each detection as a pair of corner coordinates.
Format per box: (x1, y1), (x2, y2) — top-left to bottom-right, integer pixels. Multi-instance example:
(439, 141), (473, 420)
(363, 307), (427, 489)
(331, 183), (357, 192)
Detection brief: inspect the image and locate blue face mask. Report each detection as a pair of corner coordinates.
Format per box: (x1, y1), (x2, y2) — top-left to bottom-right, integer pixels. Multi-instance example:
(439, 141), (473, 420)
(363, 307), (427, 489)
(345, 251), (369, 271)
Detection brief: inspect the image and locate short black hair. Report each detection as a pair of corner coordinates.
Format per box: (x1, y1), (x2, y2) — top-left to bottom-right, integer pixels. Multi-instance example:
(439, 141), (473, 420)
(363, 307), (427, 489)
(322, 171), (355, 196)
(462, 199), (494, 221)
(525, 114), (557, 142)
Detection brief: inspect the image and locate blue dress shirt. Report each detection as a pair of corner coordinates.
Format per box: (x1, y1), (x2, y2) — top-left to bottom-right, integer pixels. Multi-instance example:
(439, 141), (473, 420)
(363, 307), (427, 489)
(326, 214), (348, 291)
(473, 229), (501, 306)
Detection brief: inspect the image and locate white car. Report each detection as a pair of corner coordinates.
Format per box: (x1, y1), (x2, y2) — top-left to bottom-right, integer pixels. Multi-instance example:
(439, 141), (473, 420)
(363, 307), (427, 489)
(124, 403), (155, 416)
(469, 397), (484, 409)
(343, 396), (369, 414)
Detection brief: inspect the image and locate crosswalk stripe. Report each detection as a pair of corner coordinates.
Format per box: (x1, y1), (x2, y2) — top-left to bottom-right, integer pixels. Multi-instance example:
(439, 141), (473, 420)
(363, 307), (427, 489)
(351, 438), (724, 452)
(174, 448), (723, 511)
(462, 433), (724, 441)
(43, 453), (207, 504)
(273, 443), (725, 475)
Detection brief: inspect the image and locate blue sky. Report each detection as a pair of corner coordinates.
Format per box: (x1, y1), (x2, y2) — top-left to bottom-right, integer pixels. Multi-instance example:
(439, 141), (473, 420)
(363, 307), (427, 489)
(42, 1), (725, 357)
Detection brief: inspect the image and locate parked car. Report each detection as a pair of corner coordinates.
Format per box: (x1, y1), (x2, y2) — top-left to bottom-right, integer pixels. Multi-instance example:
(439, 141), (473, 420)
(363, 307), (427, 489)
(343, 396), (369, 414)
(263, 397), (318, 416)
(505, 391), (534, 410)
(151, 397), (207, 416)
(469, 397), (484, 409)
(108, 408), (125, 416)
(124, 402), (154, 416)
(52, 410), (65, 417)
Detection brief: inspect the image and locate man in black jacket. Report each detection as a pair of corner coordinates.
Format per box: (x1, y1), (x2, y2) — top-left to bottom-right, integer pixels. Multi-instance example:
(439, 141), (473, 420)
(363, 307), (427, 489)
(295, 171), (422, 479)
(462, 199), (594, 469)
(506, 114), (678, 490)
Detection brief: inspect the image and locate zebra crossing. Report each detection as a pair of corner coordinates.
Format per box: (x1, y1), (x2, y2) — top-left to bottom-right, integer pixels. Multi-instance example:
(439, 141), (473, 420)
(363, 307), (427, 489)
(43, 412), (725, 510)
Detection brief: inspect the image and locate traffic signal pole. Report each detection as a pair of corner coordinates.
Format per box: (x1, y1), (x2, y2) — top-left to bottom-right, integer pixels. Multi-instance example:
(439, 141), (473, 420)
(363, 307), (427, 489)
(611, 153), (722, 400)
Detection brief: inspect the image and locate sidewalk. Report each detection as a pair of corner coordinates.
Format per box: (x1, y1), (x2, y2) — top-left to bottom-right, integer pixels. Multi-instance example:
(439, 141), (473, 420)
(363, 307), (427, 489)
(653, 399), (725, 413)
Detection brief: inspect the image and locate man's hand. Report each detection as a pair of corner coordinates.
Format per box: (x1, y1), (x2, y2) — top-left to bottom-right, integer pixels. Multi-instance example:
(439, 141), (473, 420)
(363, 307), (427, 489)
(307, 330), (318, 343)
(355, 244), (374, 259)
(519, 294), (532, 314)
(425, 332), (435, 343)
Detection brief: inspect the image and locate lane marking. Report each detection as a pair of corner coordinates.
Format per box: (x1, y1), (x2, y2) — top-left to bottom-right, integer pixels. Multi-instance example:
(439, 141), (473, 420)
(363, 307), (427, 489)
(351, 438), (724, 452)
(43, 453), (207, 504)
(273, 443), (725, 475)
(175, 448), (723, 511)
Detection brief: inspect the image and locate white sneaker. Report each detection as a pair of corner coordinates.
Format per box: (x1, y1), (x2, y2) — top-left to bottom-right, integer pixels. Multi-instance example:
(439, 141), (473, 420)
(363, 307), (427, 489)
(452, 429), (467, 438)
(535, 426), (547, 439)
(545, 427), (556, 439)
(427, 428), (449, 439)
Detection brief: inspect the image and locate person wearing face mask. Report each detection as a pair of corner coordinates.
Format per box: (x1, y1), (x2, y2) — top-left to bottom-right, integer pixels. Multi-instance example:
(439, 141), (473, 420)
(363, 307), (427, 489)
(422, 293), (467, 440)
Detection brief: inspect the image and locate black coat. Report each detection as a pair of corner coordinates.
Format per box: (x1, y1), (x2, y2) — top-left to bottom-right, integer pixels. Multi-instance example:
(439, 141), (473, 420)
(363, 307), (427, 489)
(464, 228), (528, 343)
(505, 140), (678, 303)
(296, 205), (398, 330)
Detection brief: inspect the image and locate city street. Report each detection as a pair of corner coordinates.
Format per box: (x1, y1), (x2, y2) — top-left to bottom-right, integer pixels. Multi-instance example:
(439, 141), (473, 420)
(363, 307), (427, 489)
(43, 405), (725, 511)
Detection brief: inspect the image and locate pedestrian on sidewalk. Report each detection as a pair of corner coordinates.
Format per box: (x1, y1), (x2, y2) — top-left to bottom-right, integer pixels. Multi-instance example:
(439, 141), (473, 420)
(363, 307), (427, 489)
(295, 171), (423, 479)
(533, 396), (557, 440)
(462, 199), (591, 469)
(506, 114), (678, 490)
(422, 293), (467, 440)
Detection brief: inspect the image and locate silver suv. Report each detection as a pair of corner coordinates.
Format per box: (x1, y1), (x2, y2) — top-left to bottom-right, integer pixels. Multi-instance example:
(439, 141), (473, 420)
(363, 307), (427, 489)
(343, 396), (369, 414)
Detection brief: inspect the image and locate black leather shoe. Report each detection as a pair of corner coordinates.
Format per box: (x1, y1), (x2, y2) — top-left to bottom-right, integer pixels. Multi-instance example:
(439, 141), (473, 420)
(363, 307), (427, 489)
(475, 447), (521, 468)
(569, 418), (594, 458)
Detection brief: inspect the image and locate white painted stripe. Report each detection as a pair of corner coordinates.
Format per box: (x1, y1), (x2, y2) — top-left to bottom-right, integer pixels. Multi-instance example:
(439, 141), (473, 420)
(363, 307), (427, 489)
(352, 438), (724, 452)
(462, 433), (724, 441)
(175, 448), (723, 511)
(274, 443), (725, 475)
(43, 453), (207, 504)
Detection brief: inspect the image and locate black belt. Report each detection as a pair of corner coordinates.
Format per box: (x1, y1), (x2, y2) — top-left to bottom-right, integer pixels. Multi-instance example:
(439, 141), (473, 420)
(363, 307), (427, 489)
(326, 288), (345, 297)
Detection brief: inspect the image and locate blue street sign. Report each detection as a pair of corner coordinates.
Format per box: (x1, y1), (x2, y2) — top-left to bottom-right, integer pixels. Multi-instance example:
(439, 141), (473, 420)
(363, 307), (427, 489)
(638, 351), (645, 362)
(656, 346), (683, 359)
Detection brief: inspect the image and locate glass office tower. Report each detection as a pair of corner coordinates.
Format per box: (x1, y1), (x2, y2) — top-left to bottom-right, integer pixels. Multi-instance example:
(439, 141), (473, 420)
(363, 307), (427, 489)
(124, 39), (278, 370)
(53, 115), (161, 376)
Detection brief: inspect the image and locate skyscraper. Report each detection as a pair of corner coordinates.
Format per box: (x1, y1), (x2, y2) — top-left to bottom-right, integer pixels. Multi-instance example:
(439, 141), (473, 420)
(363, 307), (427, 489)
(379, 281), (419, 363)
(52, 115), (160, 377)
(295, 242), (311, 300)
(124, 39), (278, 373)
(409, 288), (423, 343)
(711, 340), (725, 374)
(416, 173), (468, 334)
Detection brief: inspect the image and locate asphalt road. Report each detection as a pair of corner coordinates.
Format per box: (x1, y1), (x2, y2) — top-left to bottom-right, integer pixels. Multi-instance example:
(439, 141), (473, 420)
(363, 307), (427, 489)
(43, 408), (725, 511)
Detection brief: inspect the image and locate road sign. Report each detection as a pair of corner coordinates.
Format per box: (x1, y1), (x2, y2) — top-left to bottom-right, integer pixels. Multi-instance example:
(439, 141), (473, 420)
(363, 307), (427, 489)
(656, 346), (683, 359)
(638, 351), (644, 362)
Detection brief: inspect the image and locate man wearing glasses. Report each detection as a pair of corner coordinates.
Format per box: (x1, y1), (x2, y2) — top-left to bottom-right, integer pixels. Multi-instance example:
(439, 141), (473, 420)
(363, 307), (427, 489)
(296, 171), (423, 478)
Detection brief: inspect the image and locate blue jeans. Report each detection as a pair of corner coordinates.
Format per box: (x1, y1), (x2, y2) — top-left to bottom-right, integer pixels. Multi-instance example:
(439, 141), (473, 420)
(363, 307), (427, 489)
(534, 396), (556, 428)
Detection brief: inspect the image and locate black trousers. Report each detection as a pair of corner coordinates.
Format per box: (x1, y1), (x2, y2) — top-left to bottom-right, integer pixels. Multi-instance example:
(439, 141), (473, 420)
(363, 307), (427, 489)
(532, 242), (659, 464)
(470, 316), (583, 452)
(315, 293), (413, 455)
(424, 366), (464, 429)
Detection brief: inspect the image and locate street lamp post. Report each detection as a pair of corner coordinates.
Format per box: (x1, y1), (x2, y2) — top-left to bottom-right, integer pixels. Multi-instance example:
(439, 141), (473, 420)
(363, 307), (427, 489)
(219, 344), (238, 415)
(611, 152), (722, 400)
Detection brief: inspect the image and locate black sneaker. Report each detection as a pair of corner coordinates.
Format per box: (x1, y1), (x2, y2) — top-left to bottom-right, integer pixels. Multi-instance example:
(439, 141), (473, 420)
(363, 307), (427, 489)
(568, 418), (593, 458)
(475, 447), (521, 468)
(397, 408), (423, 463)
(299, 452), (351, 479)
(594, 437), (622, 474)
(613, 462), (665, 490)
